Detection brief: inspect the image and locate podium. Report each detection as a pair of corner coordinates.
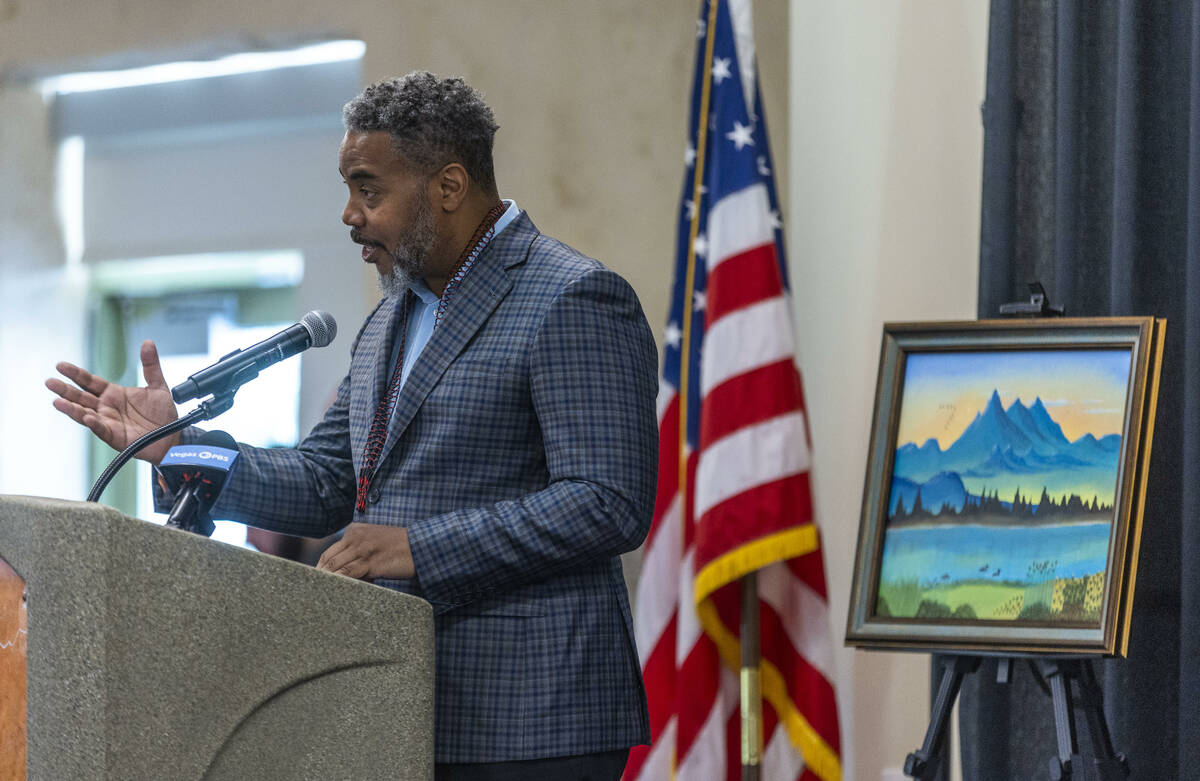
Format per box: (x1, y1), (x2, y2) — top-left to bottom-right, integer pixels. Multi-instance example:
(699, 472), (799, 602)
(0, 495), (434, 780)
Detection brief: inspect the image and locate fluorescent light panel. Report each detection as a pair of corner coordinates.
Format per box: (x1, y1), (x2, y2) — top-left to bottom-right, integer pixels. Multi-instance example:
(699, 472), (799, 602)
(91, 251), (305, 295)
(40, 40), (365, 96)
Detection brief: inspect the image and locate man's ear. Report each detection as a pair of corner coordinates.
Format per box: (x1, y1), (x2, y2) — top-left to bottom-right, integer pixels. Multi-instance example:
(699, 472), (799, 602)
(434, 163), (470, 212)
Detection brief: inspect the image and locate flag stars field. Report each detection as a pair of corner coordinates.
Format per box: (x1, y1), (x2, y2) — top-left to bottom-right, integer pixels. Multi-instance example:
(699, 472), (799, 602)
(726, 119), (755, 150)
(712, 56), (733, 84)
(665, 322), (682, 349)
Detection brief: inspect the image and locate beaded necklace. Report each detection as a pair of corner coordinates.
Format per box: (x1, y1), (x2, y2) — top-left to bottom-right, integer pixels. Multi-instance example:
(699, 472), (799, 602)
(435, 202), (506, 325)
(354, 202), (507, 511)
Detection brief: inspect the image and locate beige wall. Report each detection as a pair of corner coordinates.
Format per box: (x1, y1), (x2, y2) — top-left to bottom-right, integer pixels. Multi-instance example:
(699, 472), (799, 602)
(0, 0), (788, 334)
(0, 0), (786, 551)
(1, 1), (988, 778)
(790, 2), (988, 779)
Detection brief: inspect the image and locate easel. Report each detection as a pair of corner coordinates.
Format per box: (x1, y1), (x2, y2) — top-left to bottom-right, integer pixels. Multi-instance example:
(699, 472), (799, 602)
(903, 654), (1129, 780)
(904, 284), (1130, 779)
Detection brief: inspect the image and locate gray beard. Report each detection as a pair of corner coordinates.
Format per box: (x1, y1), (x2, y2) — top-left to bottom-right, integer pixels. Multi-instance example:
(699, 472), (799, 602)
(376, 190), (437, 299)
(377, 266), (414, 298)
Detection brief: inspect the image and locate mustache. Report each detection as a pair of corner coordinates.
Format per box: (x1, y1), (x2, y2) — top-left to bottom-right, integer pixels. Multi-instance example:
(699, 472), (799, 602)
(350, 229), (384, 248)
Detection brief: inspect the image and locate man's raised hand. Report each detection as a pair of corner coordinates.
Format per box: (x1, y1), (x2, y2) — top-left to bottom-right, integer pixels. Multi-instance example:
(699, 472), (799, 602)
(46, 340), (181, 464)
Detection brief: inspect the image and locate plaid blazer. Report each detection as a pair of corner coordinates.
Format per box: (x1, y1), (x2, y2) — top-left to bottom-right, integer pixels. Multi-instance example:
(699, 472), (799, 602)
(177, 212), (658, 762)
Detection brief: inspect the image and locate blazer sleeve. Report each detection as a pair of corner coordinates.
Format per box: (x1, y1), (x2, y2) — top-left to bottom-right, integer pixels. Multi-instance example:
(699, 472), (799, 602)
(203, 371), (359, 537)
(405, 267), (659, 608)
(152, 304), (387, 537)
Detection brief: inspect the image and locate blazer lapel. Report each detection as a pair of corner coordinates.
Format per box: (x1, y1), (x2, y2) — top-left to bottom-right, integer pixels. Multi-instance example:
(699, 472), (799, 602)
(350, 291), (409, 472)
(376, 214), (538, 464)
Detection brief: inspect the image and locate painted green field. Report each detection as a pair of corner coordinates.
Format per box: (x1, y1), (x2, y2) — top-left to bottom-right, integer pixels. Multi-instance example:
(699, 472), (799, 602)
(926, 581), (1024, 618)
(877, 578), (1023, 620)
(876, 572), (1104, 623)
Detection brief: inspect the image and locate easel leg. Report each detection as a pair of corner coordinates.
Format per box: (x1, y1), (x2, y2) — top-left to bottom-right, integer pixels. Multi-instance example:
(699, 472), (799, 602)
(1074, 662), (1130, 780)
(1039, 659), (1082, 780)
(904, 656), (979, 780)
(1038, 659), (1130, 781)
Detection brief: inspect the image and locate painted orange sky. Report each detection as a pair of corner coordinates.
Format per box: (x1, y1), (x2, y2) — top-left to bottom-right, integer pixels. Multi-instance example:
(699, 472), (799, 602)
(896, 349), (1132, 449)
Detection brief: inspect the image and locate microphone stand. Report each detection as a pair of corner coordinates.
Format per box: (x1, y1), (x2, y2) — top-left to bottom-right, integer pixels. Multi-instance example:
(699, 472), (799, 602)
(86, 389), (238, 503)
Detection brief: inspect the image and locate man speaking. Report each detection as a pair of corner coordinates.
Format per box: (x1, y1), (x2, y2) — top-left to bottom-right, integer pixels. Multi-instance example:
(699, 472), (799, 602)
(47, 71), (658, 780)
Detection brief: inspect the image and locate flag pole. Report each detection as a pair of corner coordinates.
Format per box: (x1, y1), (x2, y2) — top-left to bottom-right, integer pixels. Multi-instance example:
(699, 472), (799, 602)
(684, 1), (768, 777)
(741, 571), (762, 780)
(677, 0), (718, 769)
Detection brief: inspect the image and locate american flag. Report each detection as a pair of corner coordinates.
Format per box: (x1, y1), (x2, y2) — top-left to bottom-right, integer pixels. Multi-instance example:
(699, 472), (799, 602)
(623, 1), (842, 779)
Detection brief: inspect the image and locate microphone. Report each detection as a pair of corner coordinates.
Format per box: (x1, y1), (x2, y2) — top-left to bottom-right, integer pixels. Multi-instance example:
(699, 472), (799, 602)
(160, 431), (241, 536)
(171, 310), (337, 403)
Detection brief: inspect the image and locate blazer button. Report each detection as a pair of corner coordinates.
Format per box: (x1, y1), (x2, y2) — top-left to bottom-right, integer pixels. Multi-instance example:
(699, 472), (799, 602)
(368, 488), (382, 504)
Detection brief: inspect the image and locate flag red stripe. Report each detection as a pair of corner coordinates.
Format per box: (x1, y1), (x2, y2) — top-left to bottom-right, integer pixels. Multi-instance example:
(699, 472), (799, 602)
(700, 358), (803, 445)
(647, 393), (680, 549)
(760, 602), (842, 751)
(724, 705), (738, 781)
(674, 632), (721, 760)
(706, 242), (784, 324)
(622, 742), (651, 781)
(683, 450), (698, 551)
(641, 614), (678, 740)
(787, 545), (830, 601)
(694, 474), (814, 574)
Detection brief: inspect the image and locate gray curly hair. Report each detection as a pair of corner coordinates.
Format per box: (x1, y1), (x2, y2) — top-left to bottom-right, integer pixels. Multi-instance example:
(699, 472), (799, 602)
(342, 71), (499, 195)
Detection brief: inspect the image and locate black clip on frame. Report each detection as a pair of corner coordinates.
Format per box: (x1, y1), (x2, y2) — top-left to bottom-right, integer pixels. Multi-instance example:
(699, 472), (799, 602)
(998, 281), (1065, 318)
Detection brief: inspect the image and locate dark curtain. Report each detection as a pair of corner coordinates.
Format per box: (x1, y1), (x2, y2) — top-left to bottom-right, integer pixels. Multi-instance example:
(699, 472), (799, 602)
(955, 1), (1200, 778)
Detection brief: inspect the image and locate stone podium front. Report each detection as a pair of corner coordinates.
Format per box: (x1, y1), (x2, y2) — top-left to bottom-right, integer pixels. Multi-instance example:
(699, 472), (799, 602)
(0, 495), (434, 780)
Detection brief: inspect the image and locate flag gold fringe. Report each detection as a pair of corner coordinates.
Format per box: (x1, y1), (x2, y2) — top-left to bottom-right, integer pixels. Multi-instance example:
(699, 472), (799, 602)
(694, 524), (842, 781)
(697, 597), (843, 781)
(694, 524), (819, 606)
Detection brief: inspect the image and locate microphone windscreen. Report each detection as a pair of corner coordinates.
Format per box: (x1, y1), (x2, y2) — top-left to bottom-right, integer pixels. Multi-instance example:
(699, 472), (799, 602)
(198, 430), (238, 451)
(301, 310), (337, 348)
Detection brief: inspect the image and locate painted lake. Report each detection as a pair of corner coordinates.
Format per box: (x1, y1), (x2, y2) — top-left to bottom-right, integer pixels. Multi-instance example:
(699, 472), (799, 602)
(876, 521), (1112, 622)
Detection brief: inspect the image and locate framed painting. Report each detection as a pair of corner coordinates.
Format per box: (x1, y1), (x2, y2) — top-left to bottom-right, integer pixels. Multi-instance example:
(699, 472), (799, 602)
(845, 317), (1165, 655)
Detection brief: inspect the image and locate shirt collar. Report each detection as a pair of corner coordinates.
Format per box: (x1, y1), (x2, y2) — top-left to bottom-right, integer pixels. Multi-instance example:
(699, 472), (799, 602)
(407, 199), (522, 305)
(493, 198), (520, 237)
(409, 277), (440, 305)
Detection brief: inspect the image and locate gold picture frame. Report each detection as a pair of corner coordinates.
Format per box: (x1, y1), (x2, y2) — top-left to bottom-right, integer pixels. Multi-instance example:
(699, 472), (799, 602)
(845, 317), (1165, 656)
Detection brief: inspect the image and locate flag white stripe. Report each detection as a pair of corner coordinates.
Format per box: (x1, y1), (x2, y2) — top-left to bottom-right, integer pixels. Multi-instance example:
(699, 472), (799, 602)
(763, 723), (806, 781)
(707, 183), (774, 272)
(677, 666), (739, 781)
(700, 296), (795, 396)
(676, 550), (702, 667)
(728, 0), (759, 118)
(760, 562), (838, 684)
(675, 701), (725, 781)
(694, 412), (812, 520)
(657, 383), (676, 423)
(635, 495), (683, 667)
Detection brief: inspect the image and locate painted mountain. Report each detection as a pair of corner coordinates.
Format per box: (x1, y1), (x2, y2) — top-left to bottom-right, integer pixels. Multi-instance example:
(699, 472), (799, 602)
(890, 390), (1122, 516)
